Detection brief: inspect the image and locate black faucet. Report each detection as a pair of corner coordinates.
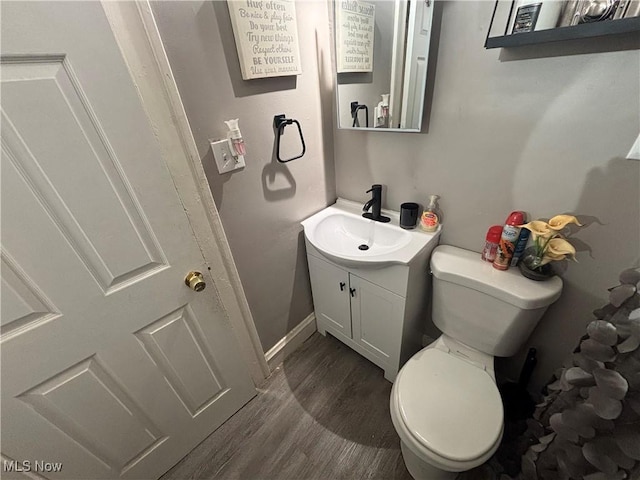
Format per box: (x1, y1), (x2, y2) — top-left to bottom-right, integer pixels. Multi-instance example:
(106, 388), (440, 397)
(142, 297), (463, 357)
(362, 184), (390, 223)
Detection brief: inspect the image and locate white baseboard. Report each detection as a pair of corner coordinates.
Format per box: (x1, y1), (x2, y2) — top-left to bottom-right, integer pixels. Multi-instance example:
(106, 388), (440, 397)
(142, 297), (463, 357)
(265, 313), (317, 371)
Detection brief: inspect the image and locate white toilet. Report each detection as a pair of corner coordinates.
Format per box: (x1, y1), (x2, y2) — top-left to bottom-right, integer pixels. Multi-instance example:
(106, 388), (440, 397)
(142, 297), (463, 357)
(390, 245), (563, 479)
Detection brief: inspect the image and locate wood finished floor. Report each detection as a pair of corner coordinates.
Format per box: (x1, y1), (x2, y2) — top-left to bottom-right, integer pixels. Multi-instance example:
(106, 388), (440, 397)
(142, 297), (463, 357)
(161, 333), (497, 480)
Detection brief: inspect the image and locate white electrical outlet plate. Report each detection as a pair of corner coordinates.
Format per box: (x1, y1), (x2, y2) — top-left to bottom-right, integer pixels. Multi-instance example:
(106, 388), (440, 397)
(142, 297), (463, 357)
(210, 139), (245, 174)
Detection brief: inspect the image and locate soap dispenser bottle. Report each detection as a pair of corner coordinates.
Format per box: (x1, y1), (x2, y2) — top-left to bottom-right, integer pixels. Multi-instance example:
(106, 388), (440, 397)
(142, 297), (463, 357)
(419, 195), (441, 232)
(375, 94), (390, 128)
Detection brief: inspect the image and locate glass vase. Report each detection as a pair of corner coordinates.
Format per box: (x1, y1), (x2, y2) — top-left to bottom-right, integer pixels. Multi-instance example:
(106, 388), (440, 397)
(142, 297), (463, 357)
(519, 248), (555, 281)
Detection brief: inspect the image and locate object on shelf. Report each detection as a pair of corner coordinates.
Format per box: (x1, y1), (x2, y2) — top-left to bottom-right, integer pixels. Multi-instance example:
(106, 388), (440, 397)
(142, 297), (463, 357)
(576, 0), (619, 23)
(626, 0), (640, 17)
(509, 0), (563, 34)
(485, 0), (640, 48)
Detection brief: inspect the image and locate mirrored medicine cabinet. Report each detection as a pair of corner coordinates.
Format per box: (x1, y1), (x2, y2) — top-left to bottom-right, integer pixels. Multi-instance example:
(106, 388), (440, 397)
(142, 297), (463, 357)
(333, 0), (435, 132)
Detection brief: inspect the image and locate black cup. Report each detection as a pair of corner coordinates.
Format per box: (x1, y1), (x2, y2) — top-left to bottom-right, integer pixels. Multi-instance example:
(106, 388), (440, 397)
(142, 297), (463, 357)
(400, 202), (419, 229)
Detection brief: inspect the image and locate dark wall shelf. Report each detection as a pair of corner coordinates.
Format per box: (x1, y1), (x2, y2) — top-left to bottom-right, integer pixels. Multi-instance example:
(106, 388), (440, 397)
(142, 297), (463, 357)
(485, 16), (640, 49)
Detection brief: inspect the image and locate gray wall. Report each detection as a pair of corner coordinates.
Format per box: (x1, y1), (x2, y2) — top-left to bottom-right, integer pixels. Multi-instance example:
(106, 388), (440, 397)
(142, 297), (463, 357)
(334, 1), (640, 391)
(151, 1), (335, 352)
(152, 0), (639, 391)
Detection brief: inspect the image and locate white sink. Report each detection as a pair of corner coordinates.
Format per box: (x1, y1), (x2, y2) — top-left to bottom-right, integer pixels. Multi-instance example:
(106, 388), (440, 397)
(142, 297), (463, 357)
(301, 198), (440, 267)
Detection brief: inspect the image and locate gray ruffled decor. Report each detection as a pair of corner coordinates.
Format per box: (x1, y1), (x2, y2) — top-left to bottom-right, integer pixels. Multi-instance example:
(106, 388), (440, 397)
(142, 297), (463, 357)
(517, 267), (640, 480)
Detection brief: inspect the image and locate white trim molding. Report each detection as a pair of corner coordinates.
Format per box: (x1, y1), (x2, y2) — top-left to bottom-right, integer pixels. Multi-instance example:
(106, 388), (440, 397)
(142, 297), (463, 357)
(265, 313), (317, 371)
(102, 0), (270, 384)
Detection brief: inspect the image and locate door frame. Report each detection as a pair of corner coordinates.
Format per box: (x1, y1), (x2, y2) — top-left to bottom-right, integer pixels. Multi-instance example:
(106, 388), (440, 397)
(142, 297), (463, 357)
(101, 1), (269, 385)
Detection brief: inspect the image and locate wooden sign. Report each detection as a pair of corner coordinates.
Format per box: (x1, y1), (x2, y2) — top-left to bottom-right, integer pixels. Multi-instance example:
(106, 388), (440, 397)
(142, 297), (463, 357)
(227, 0), (302, 80)
(336, 0), (375, 73)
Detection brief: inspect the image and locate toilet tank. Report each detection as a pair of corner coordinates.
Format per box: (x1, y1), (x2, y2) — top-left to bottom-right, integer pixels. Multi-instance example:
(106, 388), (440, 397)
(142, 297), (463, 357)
(430, 245), (563, 357)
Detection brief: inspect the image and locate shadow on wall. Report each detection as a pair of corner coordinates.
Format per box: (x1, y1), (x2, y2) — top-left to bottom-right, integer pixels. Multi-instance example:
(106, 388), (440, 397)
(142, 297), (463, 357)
(261, 140), (297, 201)
(498, 155), (640, 393)
(209, 1), (297, 96)
(286, 231), (313, 332)
(554, 214), (604, 273)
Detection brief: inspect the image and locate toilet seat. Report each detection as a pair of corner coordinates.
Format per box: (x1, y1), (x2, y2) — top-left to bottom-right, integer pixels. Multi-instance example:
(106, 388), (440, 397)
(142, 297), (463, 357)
(393, 347), (503, 464)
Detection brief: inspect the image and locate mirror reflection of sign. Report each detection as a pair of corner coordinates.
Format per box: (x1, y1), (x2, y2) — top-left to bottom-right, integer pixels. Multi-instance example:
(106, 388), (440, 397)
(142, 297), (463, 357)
(336, 0), (375, 73)
(228, 0), (302, 80)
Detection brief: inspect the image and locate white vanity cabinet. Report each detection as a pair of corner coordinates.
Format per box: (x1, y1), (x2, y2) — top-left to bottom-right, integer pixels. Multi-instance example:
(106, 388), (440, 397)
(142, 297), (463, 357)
(301, 199), (441, 381)
(306, 244), (433, 382)
(307, 254), (406, 376)
(306, 255), (352, 337)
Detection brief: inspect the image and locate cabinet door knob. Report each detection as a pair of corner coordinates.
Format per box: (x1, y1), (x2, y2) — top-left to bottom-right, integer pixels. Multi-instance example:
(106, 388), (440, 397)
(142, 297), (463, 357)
(350, 287), (356, 297)
(339, 281), (346, 291)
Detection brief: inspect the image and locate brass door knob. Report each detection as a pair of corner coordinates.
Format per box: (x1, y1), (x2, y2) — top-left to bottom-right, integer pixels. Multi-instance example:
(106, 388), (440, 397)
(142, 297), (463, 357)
(185, 271), (206, 292)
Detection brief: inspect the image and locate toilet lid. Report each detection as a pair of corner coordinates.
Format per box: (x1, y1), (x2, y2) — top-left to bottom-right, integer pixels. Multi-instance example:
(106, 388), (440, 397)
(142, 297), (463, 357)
(395, 348), (503, 462)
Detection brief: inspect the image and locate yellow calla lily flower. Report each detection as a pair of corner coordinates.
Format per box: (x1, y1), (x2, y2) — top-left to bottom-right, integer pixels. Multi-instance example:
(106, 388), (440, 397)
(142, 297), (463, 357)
(520, 212), (583, 270)
(520, 220), (552, 239)
(548, 215), (582, 231)
(546, 237), (577, 259)
(539, 251), (566, 266)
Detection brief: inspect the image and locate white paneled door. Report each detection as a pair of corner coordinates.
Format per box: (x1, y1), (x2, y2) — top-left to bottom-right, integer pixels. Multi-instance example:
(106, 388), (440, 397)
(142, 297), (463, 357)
(0, 2), (256, 479)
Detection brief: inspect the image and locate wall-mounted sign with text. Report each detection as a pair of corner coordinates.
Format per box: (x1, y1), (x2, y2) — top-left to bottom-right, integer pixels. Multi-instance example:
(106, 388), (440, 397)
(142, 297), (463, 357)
(336, 0), (375, 73)
(228, 0), (302, 80)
